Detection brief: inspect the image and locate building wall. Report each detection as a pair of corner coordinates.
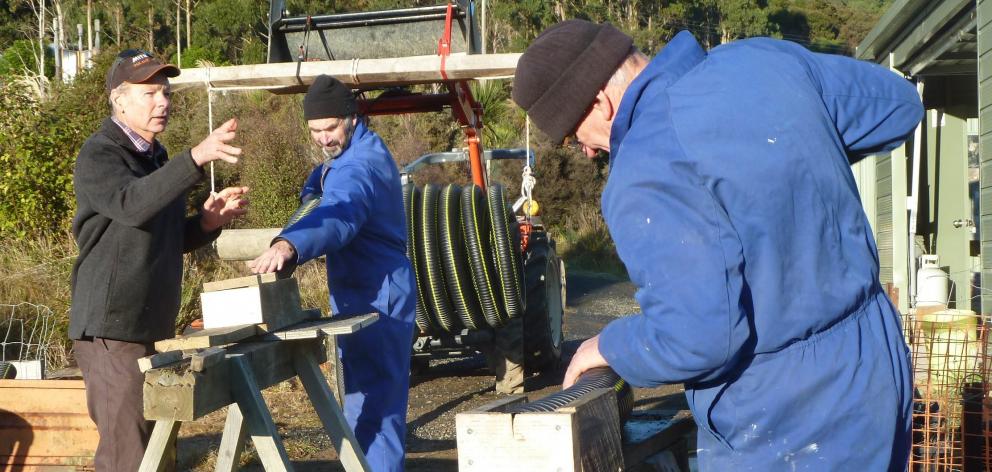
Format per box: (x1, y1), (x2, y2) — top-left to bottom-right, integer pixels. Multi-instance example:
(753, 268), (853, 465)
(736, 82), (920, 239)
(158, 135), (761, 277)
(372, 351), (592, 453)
(979, 0), (992, 314)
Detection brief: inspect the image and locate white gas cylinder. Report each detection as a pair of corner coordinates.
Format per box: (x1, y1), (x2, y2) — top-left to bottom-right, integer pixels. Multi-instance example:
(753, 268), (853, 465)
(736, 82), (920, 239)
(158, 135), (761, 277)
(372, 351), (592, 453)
(916, 254), (949, 307)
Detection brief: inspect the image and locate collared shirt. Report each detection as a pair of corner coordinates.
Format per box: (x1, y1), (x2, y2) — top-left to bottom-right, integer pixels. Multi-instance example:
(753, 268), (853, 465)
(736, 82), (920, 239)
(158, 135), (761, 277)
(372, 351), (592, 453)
(110, 116), (153, 158)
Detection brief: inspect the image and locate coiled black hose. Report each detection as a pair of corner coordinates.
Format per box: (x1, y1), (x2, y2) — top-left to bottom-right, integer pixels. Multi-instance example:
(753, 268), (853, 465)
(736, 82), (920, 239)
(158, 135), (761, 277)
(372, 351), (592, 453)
(404, 184), (437, 334)
(438, 184), (487, 330)
(487, 184), (524, 320)
(461, 184), (508, 328)
(418, 184), (459, 332)
(504, 367), (634, 421)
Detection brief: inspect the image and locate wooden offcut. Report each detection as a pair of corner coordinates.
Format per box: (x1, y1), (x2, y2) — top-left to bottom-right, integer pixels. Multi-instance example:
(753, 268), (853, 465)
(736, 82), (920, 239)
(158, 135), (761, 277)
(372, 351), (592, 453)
(153, 324), (259, 353)
(257, 312), (378, 340)
(455, 388), (625, 472)
(138, 350), (187, 372)
(190, 347), (227, 372)
(201, 277), (310, 331)
(169, 53), (521, 92)
(203, 272), (279, 292)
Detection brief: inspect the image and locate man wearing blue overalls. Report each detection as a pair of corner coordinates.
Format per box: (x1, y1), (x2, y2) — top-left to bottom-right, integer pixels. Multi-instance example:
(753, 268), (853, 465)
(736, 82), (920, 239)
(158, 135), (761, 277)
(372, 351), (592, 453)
(250, 75), (415, 471)
(513, 21), (922, 470)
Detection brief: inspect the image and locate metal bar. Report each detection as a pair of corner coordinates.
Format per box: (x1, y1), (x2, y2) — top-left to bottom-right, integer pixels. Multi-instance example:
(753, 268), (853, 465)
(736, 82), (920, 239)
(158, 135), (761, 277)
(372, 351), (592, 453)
(279, 5), (455, 25)
(278, 13), (461, 32)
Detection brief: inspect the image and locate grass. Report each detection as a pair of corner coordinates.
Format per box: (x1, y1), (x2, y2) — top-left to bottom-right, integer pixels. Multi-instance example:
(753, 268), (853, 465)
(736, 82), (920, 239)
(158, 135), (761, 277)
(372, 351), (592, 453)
(549, 202), (628, 279)
(0, 233), (332, 371)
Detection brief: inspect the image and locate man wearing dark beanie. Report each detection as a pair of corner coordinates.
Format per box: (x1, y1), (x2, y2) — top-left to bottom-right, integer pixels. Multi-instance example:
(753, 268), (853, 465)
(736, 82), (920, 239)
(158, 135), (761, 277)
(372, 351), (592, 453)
(249, 74), (415, 471)
(513, 20), (922, 470)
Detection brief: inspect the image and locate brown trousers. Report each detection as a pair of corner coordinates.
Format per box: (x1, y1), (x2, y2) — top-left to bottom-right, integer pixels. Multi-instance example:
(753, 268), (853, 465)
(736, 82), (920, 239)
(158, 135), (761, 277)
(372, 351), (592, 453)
(74, 337), (155, 471)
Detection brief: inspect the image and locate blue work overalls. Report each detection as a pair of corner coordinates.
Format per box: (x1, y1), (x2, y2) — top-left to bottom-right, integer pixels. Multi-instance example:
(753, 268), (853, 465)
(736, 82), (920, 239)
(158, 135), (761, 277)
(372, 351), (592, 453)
(280, 120), (416, 472)
(597, 32), (922, 470)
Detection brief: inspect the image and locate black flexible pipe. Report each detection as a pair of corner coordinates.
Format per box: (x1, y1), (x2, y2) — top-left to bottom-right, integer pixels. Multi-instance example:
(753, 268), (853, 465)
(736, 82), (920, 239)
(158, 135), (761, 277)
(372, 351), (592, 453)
(504, 367), (634, 422)
(438, 185), (487, 330)
(418, 184), (459, 332)
(461, 184), (508, 328)
(404, 185), (436, 334)
(487, 184), (524, 320)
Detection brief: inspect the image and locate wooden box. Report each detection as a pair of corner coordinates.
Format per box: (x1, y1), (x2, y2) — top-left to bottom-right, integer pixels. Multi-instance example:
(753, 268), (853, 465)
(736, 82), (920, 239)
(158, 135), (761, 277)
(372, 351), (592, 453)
(456, 388), (624, 472)
(200, 274), (309, 331)
(0, 379), (97, 470)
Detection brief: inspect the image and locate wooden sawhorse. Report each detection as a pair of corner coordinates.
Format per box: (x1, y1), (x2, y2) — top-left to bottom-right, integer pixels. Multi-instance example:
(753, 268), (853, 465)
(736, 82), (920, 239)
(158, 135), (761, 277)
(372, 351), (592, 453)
(137, 313), (378, 472)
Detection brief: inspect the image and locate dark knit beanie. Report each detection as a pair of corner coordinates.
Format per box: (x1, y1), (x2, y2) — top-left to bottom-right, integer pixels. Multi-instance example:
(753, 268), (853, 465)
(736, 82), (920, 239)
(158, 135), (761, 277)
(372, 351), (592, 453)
(304, 75), (357, 120)
(512, 20), (633, 143)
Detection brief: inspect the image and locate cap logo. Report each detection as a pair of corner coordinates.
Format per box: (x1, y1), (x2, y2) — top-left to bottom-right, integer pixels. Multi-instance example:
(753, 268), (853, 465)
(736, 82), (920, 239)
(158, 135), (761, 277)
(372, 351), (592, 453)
(131, 53), (151, 64)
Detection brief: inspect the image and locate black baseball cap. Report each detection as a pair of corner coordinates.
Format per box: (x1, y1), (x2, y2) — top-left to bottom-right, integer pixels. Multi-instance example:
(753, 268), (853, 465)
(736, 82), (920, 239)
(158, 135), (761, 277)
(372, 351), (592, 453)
(105, 49), (180, 92)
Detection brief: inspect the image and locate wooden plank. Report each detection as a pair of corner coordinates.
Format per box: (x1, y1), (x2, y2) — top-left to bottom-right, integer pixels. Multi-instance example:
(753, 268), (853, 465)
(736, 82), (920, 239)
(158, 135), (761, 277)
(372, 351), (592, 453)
(137, 420), (181, 472)
(154, 324), (259, 352)
(215, 404), (248, 472)
(214, 228), (283, 261)
(138, 350), (186, 373)
(229, 356), (293, 472)
(190, 347), (226, 373)
(558, 389), (624, 472)
(203, 273), (278, 292)
(294, 347), (371, 472)
(201, 278), (308, 331)
(259, 313), (378, 341)
(169, 53), (521, 92)
(143, 339), (326, 421)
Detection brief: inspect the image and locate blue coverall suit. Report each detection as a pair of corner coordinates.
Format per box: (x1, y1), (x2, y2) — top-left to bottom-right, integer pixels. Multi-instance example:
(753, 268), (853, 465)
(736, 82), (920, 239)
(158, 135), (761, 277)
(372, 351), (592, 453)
(597, 32), (922, 470)
(279, 121), (416, 471)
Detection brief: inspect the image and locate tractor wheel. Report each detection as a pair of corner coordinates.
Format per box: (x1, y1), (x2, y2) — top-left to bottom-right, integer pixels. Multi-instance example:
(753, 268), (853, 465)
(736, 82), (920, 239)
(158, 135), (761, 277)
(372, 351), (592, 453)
(522, 233), (565, 374)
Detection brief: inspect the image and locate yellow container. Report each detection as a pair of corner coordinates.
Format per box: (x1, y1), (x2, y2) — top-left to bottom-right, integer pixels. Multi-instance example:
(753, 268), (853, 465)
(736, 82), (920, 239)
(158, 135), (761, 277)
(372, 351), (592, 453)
(914, 309), (980, 395)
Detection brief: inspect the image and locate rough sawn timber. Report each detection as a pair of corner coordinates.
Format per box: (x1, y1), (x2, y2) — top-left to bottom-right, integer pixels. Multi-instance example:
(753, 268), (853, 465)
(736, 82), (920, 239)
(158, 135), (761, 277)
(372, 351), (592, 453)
(168, 53), (521, 92)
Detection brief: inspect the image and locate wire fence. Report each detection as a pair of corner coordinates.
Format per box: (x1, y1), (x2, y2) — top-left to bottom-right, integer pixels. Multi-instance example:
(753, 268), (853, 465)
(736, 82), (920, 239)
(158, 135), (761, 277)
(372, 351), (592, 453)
(907, 308), (992, 471)
(0, 302), (67, 379)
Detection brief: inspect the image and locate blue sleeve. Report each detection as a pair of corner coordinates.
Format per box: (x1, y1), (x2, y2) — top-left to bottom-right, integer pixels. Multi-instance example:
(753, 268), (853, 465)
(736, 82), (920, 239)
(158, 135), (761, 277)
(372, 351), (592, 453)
(300, 166), (324, 201)
(278, 163), (374, 264)
(793, 44), (923, 156)
(597, 133), (751, 387)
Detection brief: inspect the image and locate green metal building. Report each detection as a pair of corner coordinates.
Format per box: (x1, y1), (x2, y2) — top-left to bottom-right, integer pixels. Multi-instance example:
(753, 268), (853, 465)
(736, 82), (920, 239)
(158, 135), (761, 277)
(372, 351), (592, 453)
(856, 0), (984, 315)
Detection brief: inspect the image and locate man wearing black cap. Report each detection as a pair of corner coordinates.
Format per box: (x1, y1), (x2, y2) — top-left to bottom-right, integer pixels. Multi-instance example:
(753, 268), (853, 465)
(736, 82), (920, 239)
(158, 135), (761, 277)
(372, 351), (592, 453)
(513, 21), (922, 470)
(71, 49), (249, 470)
(249, 75), (415, 471)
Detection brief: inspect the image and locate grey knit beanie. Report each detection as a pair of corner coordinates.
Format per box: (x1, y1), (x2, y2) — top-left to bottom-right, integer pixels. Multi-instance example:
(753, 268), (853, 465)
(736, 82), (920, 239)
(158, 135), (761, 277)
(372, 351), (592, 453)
(512, 20), (633, 143)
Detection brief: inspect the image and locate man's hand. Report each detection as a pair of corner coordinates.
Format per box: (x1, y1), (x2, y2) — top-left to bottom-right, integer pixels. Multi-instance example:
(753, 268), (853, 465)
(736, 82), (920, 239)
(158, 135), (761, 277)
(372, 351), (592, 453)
(191, 118), (242, 166)
(200, 186), (249, 232)
(563, 334), (610, 389)
(248, 240), (296, 274)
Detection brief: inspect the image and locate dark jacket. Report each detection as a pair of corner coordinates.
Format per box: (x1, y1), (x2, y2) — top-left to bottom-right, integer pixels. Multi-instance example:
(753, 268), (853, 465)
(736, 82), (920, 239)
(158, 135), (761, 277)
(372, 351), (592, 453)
(70, 118), (217, 342)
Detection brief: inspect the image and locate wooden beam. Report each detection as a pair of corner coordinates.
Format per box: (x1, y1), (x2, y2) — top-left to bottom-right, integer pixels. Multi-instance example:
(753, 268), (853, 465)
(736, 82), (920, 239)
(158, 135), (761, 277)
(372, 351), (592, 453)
(294, 347), (371, 471)
(213, 228), (282, 261)
(203, 273), (279, 292)
(169, 53), (521, 92)
(258, 313), (378, 340)
(143, 339), (326, 421)
(190, 347), (226, 372)
(138, 350), (186, 373)
(229, 356), (294, 471)
(215, 404), (248, 472)
(153, 324), (259, 353)
(137, 420), (180, 472)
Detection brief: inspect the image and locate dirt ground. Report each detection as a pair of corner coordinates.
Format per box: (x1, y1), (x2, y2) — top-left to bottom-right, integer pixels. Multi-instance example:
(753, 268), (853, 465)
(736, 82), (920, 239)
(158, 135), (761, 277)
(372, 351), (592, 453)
(175, 272), (689, 471)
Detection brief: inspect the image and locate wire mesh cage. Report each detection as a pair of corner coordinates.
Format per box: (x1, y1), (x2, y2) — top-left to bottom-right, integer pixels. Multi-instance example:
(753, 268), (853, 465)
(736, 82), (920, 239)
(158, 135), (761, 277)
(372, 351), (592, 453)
(907, 308), (991, 471)
(0, 303), (61, 379)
